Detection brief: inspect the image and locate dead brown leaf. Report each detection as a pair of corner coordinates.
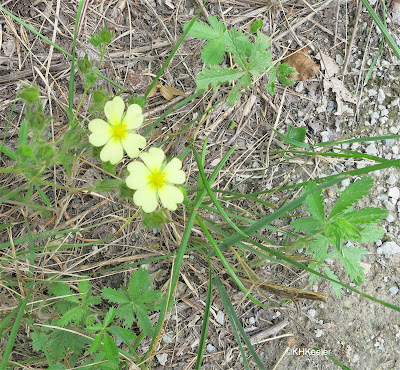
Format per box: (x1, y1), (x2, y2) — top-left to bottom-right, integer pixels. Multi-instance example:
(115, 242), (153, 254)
(148, 83), (187, 100)
(283, 48), (320, 81)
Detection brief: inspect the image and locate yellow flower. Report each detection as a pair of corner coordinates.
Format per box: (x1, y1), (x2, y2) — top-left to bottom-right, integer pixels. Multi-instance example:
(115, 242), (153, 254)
(126, 147), (185, 213)
(88, 96), (146, 164)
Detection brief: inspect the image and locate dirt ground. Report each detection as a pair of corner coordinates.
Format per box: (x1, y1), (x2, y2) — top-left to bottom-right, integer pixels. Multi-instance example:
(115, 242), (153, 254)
(1, 0), (400, 369)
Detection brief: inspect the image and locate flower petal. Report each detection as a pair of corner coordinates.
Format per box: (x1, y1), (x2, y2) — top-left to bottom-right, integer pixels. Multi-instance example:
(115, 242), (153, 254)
(100, 139), (124, 164)
(104, 96), (124, 126)
(139, 147), (165, 172)
(163, 158), (185, 184)
(123, 104), (144, 130)
(121, 133), (146, 159)
(159, 185), (184, 211)
(133, 187), (158, 213)
(126, 161), (151, 189)
(88, 119), (112, 146)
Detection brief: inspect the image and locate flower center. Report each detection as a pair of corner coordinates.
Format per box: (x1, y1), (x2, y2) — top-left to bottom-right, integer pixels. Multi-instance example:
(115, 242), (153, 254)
(111, 123), (128, 141)
(148, 170), (166, 190)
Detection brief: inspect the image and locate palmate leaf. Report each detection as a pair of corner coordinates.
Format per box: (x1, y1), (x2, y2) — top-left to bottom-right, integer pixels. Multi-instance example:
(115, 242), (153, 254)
(226, 74), (252, 106)
(196, 66), (245, 90)
(184, 17), (222, 40)
(328, 176), (374, 219)
(322, 266), (343, 296)
(358, 224), (385, 243)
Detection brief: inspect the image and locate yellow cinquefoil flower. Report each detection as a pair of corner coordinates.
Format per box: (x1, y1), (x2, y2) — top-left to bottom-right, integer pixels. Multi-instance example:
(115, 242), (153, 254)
(126, 147), (185, 213)
(88, 96), (146, 164)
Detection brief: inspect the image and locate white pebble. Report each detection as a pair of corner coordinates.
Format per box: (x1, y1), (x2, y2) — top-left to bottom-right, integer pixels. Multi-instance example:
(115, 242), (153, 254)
(386, 214), (395, 223)
(315, 329), (324, 338)
(366, 143), (378, 156)
(388, 187), (400, 199)
(384, 200), (395, 211)
(368, 89), (377, 97)
(308, 308), (316, 318)
(389, 286), (399, 295)
(249, 317), (256, 325)
(341, 178), (350, 187)
(387, 175), (397, 185)
(377, 241), (400, 258)
(216, 311), (225, 325)
(206, 344), (217, 353)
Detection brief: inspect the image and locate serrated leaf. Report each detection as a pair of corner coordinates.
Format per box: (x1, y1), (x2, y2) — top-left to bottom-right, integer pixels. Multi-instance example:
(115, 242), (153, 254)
(59, 305), (83, 327)
(116, 304), (135, 328)
(338, 245), (367, 285)
(185, 20), (220, 40)
(196, 66), (245, 90)
(290, 218), (322, 233)
(343, 208), (388, 224)
(109, 326), (137, 346)
(128, 268), (152, 299)
(50, 282), (79, 303)
(103, 332), (119, 364)
(208, 15), (226, 33)
(288, 127), (306, 143)
(304, 184), (325, 221)
(89, 332), (103, 353)
(322, 266), (343, 296)
(31, 331), (48, 352)
(329, 177), (373, 219)
(250, 20), (263, 34)
(78, 279), (90, 294)
(201, 39), (226, 66)
(358, 224), (385, 243)
(248, 50), (271, 76)
(103, 307), (116, 327)
(18, 119), (29, 148)
(277, 62), (297, 86)
(306, 235), (329, 262)
(135, 303), (155, 337)
(102, 287), (131, 304)
(224, 29), (249, 69)
(226, 74), (252, 106)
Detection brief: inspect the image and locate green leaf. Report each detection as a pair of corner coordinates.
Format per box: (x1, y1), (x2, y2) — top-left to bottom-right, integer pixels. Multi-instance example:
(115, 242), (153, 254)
(338, 245), (367, 285)
(135, 303), (155, 337)
(142, 209), (170, 230)
(103, 307), (116, 327)
(0, 143), (16, 160)
(103, 333), (119, 364)
(185, 19), (220, 40)
(201, 39), (226, 66)
(116, 304), (135, 328)
(250, 20), (263, 34)
(59, 305), (84, 326)
(343, 208), (388, 224)
(31, 331), (48, 352)
(18, 84), (40, 104)
(276, 63), (296, 86)
(358, 224), (385, 243)
(208, 15), (226, 33)
(306, 235), (329, 262)
(329, 177), (374, 219)
(196, 66), (245, 90)
(226, 74), (252, 106)
(128, 268), (152, 299)
(77, 54), (92, 74)
(109, 326), (137, 346)
(304, 184), (325, 221)
(322, 267), (343, 296)
(290, 218), (322, 233)
(18, 119), (29, 148)
(224, 29), (249, 69)
(89, 332), (103, 353)
(50, 282), (79, 303)
(102, 287), (131, 304)
(288, 127), (306, 143)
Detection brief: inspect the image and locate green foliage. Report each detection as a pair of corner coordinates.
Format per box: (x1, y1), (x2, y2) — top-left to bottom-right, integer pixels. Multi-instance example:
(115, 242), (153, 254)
(290, 176), (387, 295)
(30, 271), (160, 368)
(142, 209), (170, 230)
(102, 268), (162, 337)
(185, 16), (296, 105)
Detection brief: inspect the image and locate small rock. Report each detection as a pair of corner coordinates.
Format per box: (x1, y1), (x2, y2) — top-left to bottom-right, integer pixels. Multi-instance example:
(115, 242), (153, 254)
(206, 344), (217, 353)
(388, 187), (400, 200)
(368, 89), (377, 97)
(216, 311), (225, 325)
(352, 354), (360, 363)
(295, 81), (304, 93)
(249, 317), (256, 325)
(387, 175), (397, 185)
(389, 286), (399, 295)
(366, 143), (378, 156)
(156, 353), (168, 366)
(308, 308), (316, 318)
(381, 108), (389, 116)
(327, 100), (335, 113)
(377, 241), (400, 258)
(371, 111), (380, 120)
(163, 334), (173, 344)
(315, 329), (324, 338)
(384, 200), (396, 211)
(386, 214), (395, 223)
(341, 178), (350, 187)
(378, 89), (386, 103)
